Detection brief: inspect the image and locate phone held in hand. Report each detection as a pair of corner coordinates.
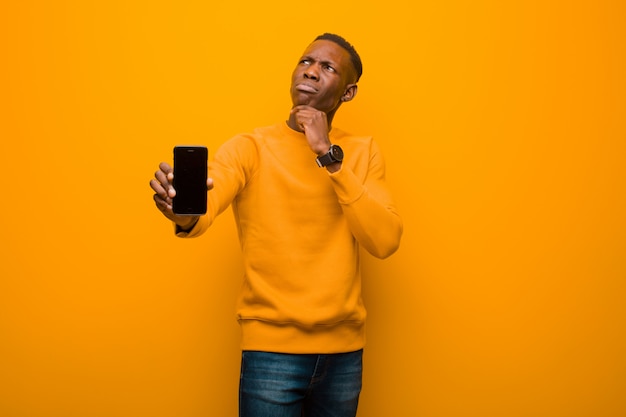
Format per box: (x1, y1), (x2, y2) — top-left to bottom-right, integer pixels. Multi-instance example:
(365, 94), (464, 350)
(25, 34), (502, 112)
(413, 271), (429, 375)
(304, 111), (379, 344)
(172, 145), (208, 216)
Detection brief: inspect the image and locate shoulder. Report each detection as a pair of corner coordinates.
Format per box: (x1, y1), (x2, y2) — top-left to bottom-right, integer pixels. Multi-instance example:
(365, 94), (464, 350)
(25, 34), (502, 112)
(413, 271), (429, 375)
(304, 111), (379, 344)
(217, 124), (277, 153)
(213, 123), (287, 167)
(331, 127), (378, 152)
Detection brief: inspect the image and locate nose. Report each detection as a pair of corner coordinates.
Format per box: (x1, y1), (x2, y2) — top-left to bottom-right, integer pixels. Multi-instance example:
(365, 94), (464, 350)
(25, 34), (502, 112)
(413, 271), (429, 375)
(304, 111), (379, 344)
(304, 63), (319, 80)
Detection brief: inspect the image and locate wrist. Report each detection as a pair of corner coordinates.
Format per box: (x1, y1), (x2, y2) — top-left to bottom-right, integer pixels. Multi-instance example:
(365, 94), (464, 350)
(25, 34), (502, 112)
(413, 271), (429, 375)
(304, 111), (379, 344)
(315, 144), (344, 168)
(314, 142), (331, 156)
(325, 161), (342, 173)
(176, 216), (199, 231)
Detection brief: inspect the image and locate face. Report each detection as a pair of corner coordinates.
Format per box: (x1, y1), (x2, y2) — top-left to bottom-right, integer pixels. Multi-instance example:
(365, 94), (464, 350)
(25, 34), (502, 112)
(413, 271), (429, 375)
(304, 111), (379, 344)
(289, 40), (357, 113)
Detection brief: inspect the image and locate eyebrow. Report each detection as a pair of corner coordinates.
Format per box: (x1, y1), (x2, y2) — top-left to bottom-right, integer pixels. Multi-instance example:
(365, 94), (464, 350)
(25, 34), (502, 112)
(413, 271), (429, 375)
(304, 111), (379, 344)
(301, 55), (340, 70)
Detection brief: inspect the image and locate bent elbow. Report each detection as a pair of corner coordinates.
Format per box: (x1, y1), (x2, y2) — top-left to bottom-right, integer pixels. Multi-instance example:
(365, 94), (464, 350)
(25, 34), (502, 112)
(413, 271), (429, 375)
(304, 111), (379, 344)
(365, 222), (403, 259)
(372, 238), (401, 259)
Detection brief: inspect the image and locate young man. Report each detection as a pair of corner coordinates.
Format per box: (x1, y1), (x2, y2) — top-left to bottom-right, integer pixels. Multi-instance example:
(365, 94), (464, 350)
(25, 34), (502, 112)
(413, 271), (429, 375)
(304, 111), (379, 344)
(150, 33), (402, 417)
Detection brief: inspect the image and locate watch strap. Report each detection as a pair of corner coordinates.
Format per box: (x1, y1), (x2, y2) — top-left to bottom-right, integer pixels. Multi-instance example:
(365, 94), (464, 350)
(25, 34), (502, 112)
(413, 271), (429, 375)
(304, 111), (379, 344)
(316, 152), (335, 167)
(316, 144), (343, 167)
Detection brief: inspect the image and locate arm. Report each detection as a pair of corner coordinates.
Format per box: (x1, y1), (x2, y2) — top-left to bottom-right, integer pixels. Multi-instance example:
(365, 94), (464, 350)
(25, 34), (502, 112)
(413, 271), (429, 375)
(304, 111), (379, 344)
(291, 106), (402, 257)
(150, 135), (257, 238)
(328, 140), (403, 259)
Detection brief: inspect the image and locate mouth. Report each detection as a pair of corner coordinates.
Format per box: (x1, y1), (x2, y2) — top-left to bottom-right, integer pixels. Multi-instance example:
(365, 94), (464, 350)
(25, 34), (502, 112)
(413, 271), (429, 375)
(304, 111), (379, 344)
(295, 83), (318, 93)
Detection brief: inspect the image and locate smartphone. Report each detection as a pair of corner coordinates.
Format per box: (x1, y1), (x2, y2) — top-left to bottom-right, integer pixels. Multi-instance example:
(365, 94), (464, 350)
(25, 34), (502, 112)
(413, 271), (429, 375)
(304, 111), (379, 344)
(172, 145), (208, 215)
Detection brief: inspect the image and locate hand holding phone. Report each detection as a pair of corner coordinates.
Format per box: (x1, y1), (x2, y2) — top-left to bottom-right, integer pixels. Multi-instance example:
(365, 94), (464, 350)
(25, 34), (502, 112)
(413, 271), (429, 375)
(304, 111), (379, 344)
(172, 145), (208, 216)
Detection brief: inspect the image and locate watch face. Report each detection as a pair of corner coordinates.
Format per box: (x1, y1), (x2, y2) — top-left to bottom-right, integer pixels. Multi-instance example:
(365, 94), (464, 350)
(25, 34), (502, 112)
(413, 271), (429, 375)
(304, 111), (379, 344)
(330, 145), (344, 161)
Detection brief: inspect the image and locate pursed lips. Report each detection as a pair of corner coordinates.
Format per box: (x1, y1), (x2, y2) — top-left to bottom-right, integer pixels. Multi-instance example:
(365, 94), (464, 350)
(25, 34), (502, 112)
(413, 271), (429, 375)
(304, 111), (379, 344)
(295, 83), (318, 93)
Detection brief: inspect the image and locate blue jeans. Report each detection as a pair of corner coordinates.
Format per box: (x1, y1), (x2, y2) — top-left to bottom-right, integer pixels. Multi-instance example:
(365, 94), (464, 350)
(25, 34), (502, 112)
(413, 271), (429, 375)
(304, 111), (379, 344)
(239, 350), (363, 417)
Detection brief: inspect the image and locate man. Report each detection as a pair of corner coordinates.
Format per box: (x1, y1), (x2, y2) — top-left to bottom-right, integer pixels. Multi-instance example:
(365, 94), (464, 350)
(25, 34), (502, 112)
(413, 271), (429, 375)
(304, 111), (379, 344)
(150, 33), (402, 417)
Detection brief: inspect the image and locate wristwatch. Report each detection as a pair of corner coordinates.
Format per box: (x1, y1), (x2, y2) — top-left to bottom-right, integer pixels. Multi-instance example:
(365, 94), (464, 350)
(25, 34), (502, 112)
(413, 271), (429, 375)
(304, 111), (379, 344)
(316, 144), (344, 167)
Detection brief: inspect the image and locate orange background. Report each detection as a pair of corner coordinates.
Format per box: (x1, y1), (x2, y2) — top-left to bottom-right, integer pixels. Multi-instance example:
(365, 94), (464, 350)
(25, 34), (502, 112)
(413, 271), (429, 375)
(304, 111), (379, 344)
(1, 1), (625, 416)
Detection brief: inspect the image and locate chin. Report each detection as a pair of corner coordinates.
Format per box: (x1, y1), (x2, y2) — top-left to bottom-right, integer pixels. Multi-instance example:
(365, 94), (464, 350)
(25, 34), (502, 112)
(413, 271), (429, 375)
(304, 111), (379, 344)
(292, 96), (313, 107)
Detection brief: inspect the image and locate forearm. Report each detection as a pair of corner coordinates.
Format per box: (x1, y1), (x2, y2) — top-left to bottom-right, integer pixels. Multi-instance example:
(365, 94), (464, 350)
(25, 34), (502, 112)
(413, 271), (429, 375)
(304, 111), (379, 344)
(175, 136), (255, 238)
(174, 215), (208, 238)
(329, 168), (403, 258)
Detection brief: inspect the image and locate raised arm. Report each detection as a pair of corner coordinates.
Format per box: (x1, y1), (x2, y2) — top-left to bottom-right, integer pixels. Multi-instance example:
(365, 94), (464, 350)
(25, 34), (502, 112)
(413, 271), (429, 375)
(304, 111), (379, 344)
(328, 140), (403, 259)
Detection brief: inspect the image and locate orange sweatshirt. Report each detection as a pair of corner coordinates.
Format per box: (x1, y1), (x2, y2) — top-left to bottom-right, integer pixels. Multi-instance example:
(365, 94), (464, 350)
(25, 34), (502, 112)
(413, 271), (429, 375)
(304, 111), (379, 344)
(177, 122), (402, 353)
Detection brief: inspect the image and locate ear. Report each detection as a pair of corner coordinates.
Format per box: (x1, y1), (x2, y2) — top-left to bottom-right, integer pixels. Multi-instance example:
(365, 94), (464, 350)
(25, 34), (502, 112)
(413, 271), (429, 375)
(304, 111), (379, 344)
(341, 84), (358, 102)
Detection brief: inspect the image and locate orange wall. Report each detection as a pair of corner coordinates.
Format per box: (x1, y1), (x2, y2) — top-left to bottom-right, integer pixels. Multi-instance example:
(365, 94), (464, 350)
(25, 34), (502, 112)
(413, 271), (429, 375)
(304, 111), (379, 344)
(1, 1), (625, 416)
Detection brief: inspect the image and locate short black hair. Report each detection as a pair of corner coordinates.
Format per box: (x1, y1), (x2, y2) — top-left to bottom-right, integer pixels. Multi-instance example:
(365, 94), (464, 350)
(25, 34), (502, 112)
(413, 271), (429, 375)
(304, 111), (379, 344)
(314, 33), (363, 83)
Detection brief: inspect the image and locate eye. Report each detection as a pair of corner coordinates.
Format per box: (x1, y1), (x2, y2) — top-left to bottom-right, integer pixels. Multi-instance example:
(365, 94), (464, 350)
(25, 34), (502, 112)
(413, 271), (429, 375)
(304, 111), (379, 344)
(323, 64), (336, 72)
(300, 59), (311, 65)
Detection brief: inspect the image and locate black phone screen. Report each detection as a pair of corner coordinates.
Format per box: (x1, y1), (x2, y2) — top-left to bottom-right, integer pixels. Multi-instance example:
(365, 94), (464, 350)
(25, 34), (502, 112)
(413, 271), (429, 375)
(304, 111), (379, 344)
(172, 146), (208, 215)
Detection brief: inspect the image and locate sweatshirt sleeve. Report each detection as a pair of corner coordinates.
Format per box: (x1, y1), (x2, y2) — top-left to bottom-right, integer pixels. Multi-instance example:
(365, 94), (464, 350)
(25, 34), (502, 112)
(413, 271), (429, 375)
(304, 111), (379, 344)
(175, 134), (258, 238)
(328, 139), (403, 259)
